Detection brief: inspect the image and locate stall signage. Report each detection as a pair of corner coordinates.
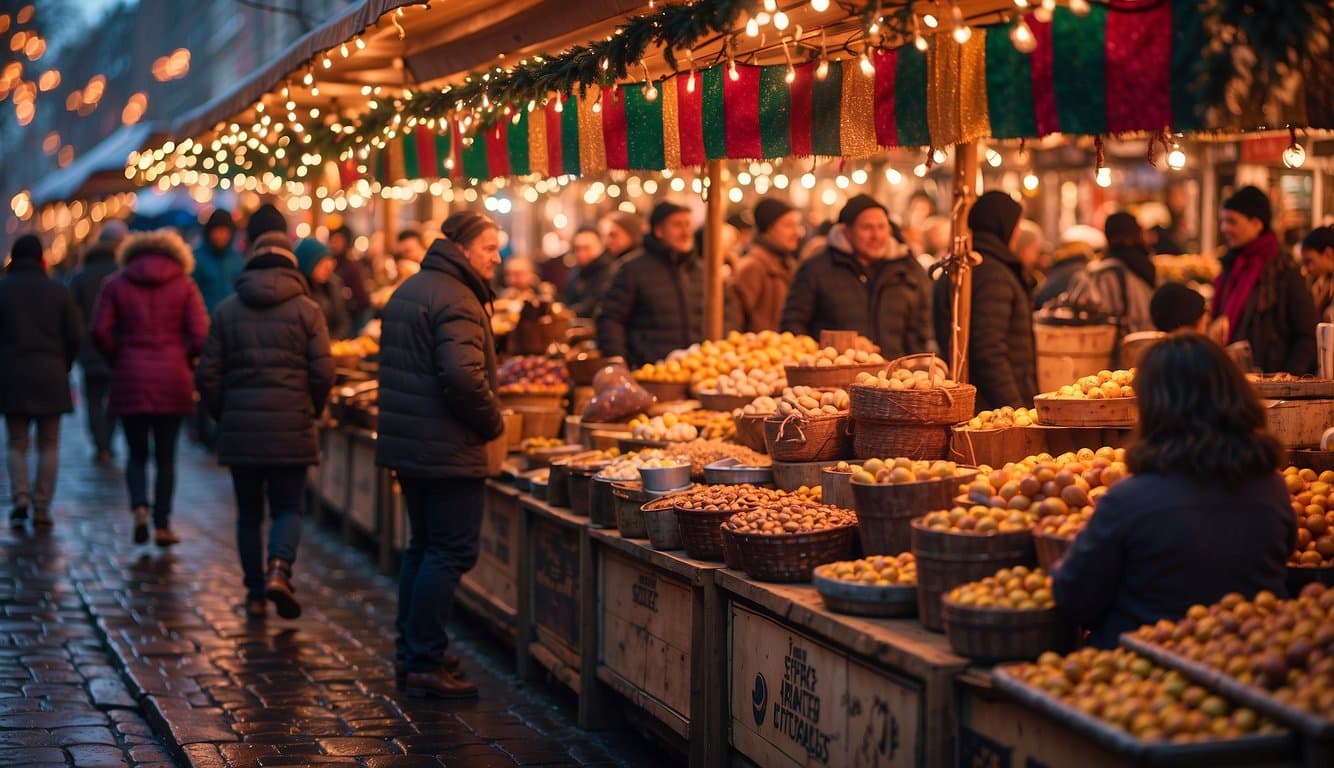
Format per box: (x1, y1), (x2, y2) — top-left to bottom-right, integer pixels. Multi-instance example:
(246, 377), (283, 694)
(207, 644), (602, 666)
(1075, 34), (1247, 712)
(532, 517), (580, 650)
(730, 605), (924, 768)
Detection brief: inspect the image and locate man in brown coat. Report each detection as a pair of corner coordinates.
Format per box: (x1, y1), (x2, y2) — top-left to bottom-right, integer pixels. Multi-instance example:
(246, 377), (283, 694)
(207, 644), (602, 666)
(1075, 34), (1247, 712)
(732, 198), (802, 333)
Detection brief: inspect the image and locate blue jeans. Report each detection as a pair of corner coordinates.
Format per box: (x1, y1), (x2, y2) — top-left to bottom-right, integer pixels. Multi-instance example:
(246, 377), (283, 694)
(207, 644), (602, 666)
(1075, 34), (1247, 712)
(396, 475), (485, 673)
(230, 465), (306, 601)
(121, 414), (181, 527)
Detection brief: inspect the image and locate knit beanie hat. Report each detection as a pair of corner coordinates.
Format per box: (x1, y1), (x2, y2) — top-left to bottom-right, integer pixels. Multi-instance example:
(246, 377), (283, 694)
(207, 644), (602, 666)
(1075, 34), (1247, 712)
(838, 194), (889, 226)
(649, 201), (691, 232)
(249, 232), (297, 267)
(1222, 186), (1272, 230)
(205, 208), (235, 233)
(753, 198), (796, 234)
(246, 203), (287, 244)
(294, 237), (331, 277)
(97, 219), (129, 246)
(603, 211), (644, 246)
(1150, 282), (1206, 333)
(10, 234), (42, 263)
(1104, 212), (1142, 246)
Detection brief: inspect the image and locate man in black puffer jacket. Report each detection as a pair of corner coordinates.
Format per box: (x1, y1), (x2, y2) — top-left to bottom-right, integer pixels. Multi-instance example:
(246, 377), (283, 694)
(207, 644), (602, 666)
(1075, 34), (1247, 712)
(196, 231), (334, 621)
(597, 201), (709, 367)
(933, 191), (1038, 411)
(377, 212), (505, 700)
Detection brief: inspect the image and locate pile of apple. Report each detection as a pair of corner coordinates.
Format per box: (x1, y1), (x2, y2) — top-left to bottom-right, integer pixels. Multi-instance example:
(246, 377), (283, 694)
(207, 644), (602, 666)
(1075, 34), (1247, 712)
(855, 366), (957, 391)
(776, 386), (850, 418)
(816, 553), (916, 586)
(1051, 369), (1135, 400)
(597, 450), (672, 482)
(794, 346), (886, 368)
(1035, 506), (1094, 539)
(1131, 584), (1334, 717)
(634, 331), (820, 386)
(945, 566), (1054, 610)
(497, 356), (570, 394)
(703, 367), (786, 398)
(963, 447), (1128, 519)
(1007, 647), (1281, 742)
(629, 411), (734, 442)
(848, 457), (970, 485)
(1282, 466), (1334, 568)
(962, 406), (1040, 429)
(919, 503), (1036, 534)
(737, 395), (779, 417)
(521, 436), (566, 451)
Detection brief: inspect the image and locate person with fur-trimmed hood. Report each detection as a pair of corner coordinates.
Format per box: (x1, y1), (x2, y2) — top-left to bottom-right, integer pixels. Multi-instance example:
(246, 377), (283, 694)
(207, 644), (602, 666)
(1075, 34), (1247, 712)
(196, 231), (333, 621)
(93, 229), (209, 547)
(781, 194), (932, 358)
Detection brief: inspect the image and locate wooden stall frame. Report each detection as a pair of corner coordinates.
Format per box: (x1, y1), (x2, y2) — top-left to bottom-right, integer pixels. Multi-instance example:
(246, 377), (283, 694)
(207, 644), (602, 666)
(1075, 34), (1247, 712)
(517, 496), (590, 698)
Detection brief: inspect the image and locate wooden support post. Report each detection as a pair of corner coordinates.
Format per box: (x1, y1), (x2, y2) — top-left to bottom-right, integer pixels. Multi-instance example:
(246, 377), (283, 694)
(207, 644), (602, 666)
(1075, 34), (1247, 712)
(949, 142), (980, 384)
(704, 159), (726, 341)
(381, 196), (399, 254)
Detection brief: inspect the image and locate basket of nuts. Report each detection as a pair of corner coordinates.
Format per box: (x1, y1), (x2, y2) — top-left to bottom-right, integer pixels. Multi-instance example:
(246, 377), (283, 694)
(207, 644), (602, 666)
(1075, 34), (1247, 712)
(762, 386), (853, 463)
(941, 566), (1077, 661)
(670, 485), (783, 561)
(720, 502), (859, 582)
(813, 553), (918, 617)
(784, 346), (887, 388)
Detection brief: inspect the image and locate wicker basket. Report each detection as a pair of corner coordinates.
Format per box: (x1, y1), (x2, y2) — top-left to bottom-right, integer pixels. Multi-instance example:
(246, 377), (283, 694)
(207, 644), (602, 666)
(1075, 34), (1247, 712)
(511, 405), (567, 439)
(637, 379), (691, 403)
(911, 520), (1036, 632)
(503, 410), (524, 450)
(849, 382), (976, 425)
(812, 573), (918, 618)
(720, 531), (744, 570)
(820, 468), (854, 510)
(589, 475), (619, 528)
(771, 460), (840, 492)
(499, 390), (568, 410)
(853, 421), (950, 461)
(721, 524), (859, 582)
(942, 602), (1077, 661)
(784, 362), (885, 389)
(674, 505), (748, 561)
(950, 426), (1048, 468)
(696, 391), (758, 412)
(733, 412), (772, 454)
(643, 499), (684, 550)
(763, 413), (853, 463)
(851, 470), (979, 555)
(1034, 530), (1075, 570)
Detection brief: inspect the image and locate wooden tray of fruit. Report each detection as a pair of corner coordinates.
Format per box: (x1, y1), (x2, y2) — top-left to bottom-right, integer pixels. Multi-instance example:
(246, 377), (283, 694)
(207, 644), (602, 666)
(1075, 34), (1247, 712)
(991, 662), (1295, 762)
(1120, 585), (1334, 739)
(1247, 373), (1334, 400)
(1033, 393), (1137, 428)
(812, 555), (918, 617)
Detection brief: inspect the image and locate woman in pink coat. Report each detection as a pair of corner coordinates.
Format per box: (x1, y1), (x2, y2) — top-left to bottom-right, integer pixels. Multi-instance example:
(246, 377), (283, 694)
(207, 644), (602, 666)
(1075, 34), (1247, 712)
(94, 229), (208, 546)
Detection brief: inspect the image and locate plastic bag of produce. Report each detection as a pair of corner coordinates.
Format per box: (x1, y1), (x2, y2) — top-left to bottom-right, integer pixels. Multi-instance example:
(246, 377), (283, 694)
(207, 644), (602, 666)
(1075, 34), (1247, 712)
(583, 361), (654, 422)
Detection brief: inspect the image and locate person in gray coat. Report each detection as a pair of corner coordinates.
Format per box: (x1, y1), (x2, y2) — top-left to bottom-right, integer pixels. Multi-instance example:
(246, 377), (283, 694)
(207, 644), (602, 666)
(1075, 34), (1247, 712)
(195, 231), (334, 621)
(68, 221), (125, 463)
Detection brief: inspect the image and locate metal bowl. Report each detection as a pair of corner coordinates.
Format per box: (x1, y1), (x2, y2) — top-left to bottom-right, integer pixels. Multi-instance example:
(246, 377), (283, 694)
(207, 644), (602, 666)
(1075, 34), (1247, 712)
(639, 463), (693, 492)
(703, 457), (775, 486)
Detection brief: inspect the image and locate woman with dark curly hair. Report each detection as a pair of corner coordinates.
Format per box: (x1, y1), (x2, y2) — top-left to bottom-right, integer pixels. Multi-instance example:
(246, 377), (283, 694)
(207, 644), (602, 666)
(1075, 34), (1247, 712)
(1052, 333), (1295, 648)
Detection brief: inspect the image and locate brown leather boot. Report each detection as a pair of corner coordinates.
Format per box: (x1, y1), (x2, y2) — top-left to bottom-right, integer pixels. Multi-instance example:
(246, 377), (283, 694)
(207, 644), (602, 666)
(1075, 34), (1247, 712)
(395, 655), (462, 690)
(244, 598), (267, 620)
(403, 668), (477, 699)
(264, 558), (301, 619)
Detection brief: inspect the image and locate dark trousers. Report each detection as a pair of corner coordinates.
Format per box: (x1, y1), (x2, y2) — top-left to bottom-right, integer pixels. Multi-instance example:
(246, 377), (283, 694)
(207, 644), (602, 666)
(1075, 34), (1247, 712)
(396, 475), (485, 673)
(230, 465), (306, 601)
(5, 415), (60, 511)
(120, 414), (182, 528)
(82, 370), (115, 454)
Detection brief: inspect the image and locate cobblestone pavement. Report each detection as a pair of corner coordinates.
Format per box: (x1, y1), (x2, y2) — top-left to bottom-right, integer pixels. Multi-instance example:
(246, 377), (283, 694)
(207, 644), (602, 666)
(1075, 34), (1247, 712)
(1, 415), (674, 768)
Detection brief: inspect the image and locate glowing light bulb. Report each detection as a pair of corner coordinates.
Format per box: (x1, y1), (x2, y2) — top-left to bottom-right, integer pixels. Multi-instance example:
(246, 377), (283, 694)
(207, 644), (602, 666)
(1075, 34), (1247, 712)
(1069, 0), (1091, 15)
(810, 0), (830, 12)
(932, 148), (947, 164)
(1283, 142), (1306, 168)
(815, 59), (829, 80)
(686, 72), (697, 93)
(643, 82), (659, 102)
(1095, 167), (1112, 187)
(1014, 0), (1029, 7)
(763, 0), (777, 12)
(986, 149), (1003, 167)
(914, 163), (928, 178)
(746, 18), (760, 37)
(728, 60), (739, 81)
(1167, 145), (1186, 170)
(1022, 172), (1039, 191)
(785, 66), (796, 84)
(1035, 0), (1056, 23)
(951, 5), (971, 42)
(773, 11), (789, 31)
(592, 99), (602, 114)
(553, 95), (563, 113)
(859, 53), (875, 77)
(915, 34), (929, 52)
(885, 168), (902, 184)
(1010, 16), (1036, 53)
(800, 172), (816, 189)
(922, 13), (938, 29)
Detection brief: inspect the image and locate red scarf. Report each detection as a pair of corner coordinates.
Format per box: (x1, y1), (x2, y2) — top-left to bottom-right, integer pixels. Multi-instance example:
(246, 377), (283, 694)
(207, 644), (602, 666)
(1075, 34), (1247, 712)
(1214, 230), (1279, 342)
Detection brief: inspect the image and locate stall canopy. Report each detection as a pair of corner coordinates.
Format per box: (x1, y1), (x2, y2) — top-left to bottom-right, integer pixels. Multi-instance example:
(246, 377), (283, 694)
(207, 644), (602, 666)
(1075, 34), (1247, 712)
(30, 122), (165, 207)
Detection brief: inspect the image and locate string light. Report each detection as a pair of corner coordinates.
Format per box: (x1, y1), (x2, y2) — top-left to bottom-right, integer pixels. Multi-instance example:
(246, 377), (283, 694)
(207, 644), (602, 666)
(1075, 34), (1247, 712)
(781, 40), (796, 84)
(355, 36), (365, 50)
(1035, 0), (1056, 23)
(913, 16), (929, 51)
(1010, 15), (1036, 53)
(815, 31), (829, 80)
(1068, 0), (1091, 16)
(745, 17), (760, 37)
(640, 63), (658, 102)
(1023, 171), (1039, 191)
(859, 51), (875, 77)
(1283, 127), (1306, 168)
(985, 148), (1003, 167)
(951, 4), (972, 44)
(1094, 135), (1110, 186)
(922, 13), (939, 29)
(773, 11), (789, 31)
(810, 0), (830, 12)
(1013, 0), (1029, 7)
(728, 57), (739, 82)
(1095, 167), (1112, 187)
(1167, 143), (1186, 170)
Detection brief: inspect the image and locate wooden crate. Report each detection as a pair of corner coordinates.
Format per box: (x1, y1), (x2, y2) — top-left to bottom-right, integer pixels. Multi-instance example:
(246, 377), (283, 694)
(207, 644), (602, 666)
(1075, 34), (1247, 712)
(590, 532), (727, 764)
(957, 672), (1300, 768)
(518, 497), (589, 695)
(317, 428), (349, 512)
(719, 573), (968, 767)
(1265, 398), (1334, 448)
(454, 481), (521, 639)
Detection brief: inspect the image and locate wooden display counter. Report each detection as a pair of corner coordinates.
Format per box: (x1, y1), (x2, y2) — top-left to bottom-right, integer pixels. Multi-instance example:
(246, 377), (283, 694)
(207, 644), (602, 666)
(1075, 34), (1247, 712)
(517, 495), (588, 695)
(715, 571), (969, 767)
(956, 671), (1302, 768)
(586, 529), (727, 765)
